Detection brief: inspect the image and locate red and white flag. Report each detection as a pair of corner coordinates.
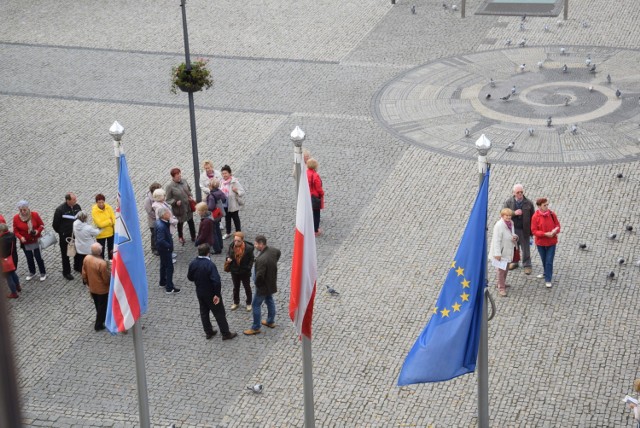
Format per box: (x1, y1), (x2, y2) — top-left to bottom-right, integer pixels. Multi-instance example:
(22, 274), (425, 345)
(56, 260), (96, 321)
(289, 162), (318, 339)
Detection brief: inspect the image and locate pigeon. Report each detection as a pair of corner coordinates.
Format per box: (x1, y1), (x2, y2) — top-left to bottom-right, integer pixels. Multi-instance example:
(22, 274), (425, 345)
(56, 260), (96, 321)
(579, 243), (587, 249)
(465, 128), (470, 137)
(570, 124), (578, 134)
(500, 93), (511, 101)
(557, 20), (564, 27)
(626, 225), (633, 231)
(585, 56), (591, 67)
(490, 78), (496, 87)
(518, 38), (526, 47)
(606, 74), (611, 84)
(452, 4), (458, 11)
(589, 85), (594, 92)
(511, 85), (516, 95)
(581, 21), (589, 28)
(617, 258), (625, 265)
(537, 61), (544, 69)
(608, 233), (617, 240)
(560, 47), (566, 55)
(519, 22), (525, 32)
(565, 97), (571, 106)
(562, 64), (568, 73)
(505, 141), (515, 151)
(607, 271), (615, 279)
(521, 14), (526, 22)
(615, 89), (621, 98)
(485, 93), (491, 99)
(546, 116), (553, 127)
(442, 2), (448, 10)
(616, 173), (623, 179)
(326, 285), (340, 296)
(519, 63), (526, 72)
(247, 384), (263, 394)
(543, 24), (550, 32)
(528, 127), (534, 136)
(411, 5), (416, 14)
(505, 39), (512, 46)
(589, 64), (596, 73)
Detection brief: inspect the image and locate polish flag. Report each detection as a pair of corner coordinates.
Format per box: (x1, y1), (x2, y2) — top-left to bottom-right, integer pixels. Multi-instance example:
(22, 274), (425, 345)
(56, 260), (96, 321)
(289, 161), (318, 339)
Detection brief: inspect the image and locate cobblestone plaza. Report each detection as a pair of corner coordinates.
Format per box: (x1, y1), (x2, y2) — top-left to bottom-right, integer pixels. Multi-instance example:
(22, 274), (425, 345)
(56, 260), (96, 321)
(1, 0), (639, 426)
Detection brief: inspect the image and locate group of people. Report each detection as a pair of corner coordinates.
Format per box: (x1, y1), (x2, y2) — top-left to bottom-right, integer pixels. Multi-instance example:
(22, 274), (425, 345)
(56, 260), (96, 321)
(2, 155), (324, 340)
(490, 184), (561, 297)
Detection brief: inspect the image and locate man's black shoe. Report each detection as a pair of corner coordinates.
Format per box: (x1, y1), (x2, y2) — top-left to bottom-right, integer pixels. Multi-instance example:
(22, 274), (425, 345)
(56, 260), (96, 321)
(165, 288), (181, 294)
(222, 332), (238, 341)
(64, 273), (74, 280)
(206, 330), (218, 339)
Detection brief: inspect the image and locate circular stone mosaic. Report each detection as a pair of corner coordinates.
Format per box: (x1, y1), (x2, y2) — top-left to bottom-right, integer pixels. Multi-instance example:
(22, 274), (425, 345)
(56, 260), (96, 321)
(373, 47), (640, 166)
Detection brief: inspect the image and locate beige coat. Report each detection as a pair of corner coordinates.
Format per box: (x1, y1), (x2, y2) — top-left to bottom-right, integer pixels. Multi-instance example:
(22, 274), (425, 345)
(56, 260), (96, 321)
(489, 219), (517, 261)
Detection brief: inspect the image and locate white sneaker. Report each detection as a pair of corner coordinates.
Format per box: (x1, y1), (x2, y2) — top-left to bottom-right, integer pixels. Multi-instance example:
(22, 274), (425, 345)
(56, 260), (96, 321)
(223, 234), (230, 240)
(545, 282), (553, 288)
(246, 305), (252, 312)
(26, 274), (35, 281)
(172, 258), (177, 264)
(40, 274), (47, 281)
(536, 274), (544, 279)
(230, 303), (239, 311)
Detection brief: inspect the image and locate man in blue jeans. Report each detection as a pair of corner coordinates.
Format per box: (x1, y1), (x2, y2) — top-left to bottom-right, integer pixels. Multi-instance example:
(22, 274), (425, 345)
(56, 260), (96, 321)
(244, 235), (281, 335)
(155, 207), (180, 294)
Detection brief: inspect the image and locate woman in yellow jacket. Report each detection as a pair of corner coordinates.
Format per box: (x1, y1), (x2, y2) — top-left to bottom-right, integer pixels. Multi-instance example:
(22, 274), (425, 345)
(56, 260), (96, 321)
(91, 194), (116, 261)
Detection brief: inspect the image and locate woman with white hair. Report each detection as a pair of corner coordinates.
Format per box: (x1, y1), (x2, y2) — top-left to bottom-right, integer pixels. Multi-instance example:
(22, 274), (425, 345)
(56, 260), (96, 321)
(12, 200), (47, 281)
(199, 160), (222, 197)
(152, 188), (178, 262)
(73, 211), (100, 269)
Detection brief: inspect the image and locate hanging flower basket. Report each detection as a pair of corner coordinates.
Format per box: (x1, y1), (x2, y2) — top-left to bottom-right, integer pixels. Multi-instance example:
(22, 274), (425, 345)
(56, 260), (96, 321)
(170, 59), (213, 94)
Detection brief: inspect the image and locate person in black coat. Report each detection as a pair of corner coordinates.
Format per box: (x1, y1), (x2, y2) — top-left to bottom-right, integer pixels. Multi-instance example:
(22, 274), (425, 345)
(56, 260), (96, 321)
(0, 224), (21, 298)
(52, 192), (82, 280)
(187, 244), (237, 341)
(225, 232), (254, 311)
(155, 207), (180, 294)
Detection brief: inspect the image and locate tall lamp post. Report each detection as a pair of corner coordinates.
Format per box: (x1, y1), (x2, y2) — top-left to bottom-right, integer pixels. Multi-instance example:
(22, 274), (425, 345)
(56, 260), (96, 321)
(107, 121), (151, 428)
(291, 126), (306, 198)
(475, 134), (491, 428)
(179, 0), (202, 202)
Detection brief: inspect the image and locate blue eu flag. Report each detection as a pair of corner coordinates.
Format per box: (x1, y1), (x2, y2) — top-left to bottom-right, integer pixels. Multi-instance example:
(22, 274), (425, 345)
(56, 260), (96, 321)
(398, 170), (489, 385)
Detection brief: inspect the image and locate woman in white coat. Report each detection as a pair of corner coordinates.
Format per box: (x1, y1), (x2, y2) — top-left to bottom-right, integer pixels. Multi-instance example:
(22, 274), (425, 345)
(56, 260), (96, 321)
(489, 208), (518, 297)
(73, 211), (100, 270)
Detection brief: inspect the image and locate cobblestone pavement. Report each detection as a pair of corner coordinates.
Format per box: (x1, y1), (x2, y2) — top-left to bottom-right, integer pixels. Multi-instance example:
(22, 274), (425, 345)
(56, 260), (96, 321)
(1, 0), (639, 426)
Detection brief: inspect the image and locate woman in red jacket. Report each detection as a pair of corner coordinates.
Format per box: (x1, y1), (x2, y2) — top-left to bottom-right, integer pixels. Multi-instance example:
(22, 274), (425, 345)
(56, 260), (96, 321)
(12, 201), (47, 281)
(306, 158), (325, 236)
(530, 198), (560, 288)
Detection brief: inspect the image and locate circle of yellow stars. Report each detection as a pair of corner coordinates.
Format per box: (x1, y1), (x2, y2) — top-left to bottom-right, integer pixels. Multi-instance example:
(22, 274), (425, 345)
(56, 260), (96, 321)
(432, 260), (471, 318)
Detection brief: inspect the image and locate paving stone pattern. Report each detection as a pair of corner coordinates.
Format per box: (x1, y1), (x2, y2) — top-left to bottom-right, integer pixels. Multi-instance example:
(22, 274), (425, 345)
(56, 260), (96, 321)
(1, 0), (639, 426)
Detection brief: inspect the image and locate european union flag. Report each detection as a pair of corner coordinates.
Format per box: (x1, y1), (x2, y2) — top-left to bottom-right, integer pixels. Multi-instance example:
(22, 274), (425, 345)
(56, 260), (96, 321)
(398, 170), (489, 385)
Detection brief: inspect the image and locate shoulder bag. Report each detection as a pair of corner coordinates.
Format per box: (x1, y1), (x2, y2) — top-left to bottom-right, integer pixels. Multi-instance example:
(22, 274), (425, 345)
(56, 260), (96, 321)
(39, 230), (58, 250)
(66, 233), (77, 257)
(1, 239), (16, 272)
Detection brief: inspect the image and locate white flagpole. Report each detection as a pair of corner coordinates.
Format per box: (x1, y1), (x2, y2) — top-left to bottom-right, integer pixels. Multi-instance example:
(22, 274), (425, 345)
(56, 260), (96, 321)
(291, 126), (315, 427)
(109, 121), (150, 428)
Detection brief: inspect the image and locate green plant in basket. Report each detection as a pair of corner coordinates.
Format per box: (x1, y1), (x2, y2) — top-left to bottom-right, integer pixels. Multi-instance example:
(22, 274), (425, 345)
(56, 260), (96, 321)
(170, 58), (213, 94)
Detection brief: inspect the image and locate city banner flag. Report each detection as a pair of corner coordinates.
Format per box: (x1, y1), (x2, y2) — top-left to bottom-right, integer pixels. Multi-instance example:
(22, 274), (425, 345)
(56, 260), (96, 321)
(398, 170), (489, 385)
(105, 154), (149, 334)
(289, 162), (318, 339)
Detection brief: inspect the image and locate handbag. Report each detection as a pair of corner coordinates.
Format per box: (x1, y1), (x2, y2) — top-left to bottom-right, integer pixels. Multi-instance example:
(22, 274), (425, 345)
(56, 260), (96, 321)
(212, 198), (225, 220)
(66, 234), (77, 257)
(188, 197), (197, 212)
(311, 195), (321, 210)
(224, 259), (232, 273)
(512, 246), (521, 263)
(1, 240), (16, 272)
(39, 230), (58, 250)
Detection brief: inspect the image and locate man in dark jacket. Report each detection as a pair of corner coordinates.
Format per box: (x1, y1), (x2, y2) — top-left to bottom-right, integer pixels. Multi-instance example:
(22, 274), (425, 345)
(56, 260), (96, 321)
(503, 184), (535, 274)
(187, 244), (237, 341)
(155, 207), (180, 294)
(52, 192), (82, 280)
(244, 235), (281, 335)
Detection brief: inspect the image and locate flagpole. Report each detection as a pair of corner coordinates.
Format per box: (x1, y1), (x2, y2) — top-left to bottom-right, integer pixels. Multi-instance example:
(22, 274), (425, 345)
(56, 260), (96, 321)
(291, 126), (315, 427)
(109, 121), (151, 428)
(475, 135), (491, 428)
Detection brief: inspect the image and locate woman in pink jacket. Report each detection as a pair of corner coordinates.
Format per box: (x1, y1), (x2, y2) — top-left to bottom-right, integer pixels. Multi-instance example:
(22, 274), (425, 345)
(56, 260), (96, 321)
(530, 198), (561, 288)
